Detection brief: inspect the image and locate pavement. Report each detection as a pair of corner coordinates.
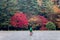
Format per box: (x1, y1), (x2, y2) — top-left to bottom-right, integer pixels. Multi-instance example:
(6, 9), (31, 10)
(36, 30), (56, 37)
(0, 31), (60, 40)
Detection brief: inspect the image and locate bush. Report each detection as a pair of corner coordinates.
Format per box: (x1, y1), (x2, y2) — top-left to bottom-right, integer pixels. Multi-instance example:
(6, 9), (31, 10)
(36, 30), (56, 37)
(46, 22), (56, 30)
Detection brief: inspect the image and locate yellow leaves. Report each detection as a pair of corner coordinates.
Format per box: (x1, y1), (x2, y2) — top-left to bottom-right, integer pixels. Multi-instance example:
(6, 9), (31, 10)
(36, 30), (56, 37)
(37, 0), (42, 6)
(28, 16), (40, 28)
(28, 16), (39, 22)
(28, 15), (43, 23)
(53, 5), (60, 13)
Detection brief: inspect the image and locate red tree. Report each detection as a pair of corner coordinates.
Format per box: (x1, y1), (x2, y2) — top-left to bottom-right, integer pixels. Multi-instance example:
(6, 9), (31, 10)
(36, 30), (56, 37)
(39, 16), (48, 30)
(10, 12), (28, 28)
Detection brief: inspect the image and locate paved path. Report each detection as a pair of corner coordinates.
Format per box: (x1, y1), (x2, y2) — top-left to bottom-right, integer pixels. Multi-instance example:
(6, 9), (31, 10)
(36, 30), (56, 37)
(0, 31), (60, 40)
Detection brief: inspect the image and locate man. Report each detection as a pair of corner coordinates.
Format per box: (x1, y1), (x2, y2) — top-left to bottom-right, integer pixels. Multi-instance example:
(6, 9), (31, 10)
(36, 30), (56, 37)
(28, 24), (33, 36)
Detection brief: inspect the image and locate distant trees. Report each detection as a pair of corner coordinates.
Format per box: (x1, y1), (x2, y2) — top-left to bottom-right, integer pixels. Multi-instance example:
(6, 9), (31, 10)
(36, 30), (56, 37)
(0, 0), (41, 29)
(0, 0), (57, 30)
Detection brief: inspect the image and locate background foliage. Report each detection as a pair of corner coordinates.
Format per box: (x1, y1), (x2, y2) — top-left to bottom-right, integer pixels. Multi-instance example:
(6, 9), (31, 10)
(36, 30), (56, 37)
(0, 0), (57, 30)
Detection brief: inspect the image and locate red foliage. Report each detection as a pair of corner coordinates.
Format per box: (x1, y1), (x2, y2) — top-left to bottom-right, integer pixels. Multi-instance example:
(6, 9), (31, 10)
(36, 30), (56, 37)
(38, 16), (48, 30)
(10, 12), (28, 28)
(39, 16), (48, 25)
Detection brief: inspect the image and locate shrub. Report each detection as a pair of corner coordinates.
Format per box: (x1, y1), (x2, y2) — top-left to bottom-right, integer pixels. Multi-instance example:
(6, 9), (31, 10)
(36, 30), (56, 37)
(46, 22), (56, 30)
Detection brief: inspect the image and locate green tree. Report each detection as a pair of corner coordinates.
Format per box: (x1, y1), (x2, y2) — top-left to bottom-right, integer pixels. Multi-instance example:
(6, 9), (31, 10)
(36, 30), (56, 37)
(0, 0), (9, 27)
(0, 0), (17, 28)
(18, 0), (41, 15)
(0, 0), (41, 28)
(42, 0), (54, 13)
(46, 22), (56, 30)
(1, 0), (55, 30)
